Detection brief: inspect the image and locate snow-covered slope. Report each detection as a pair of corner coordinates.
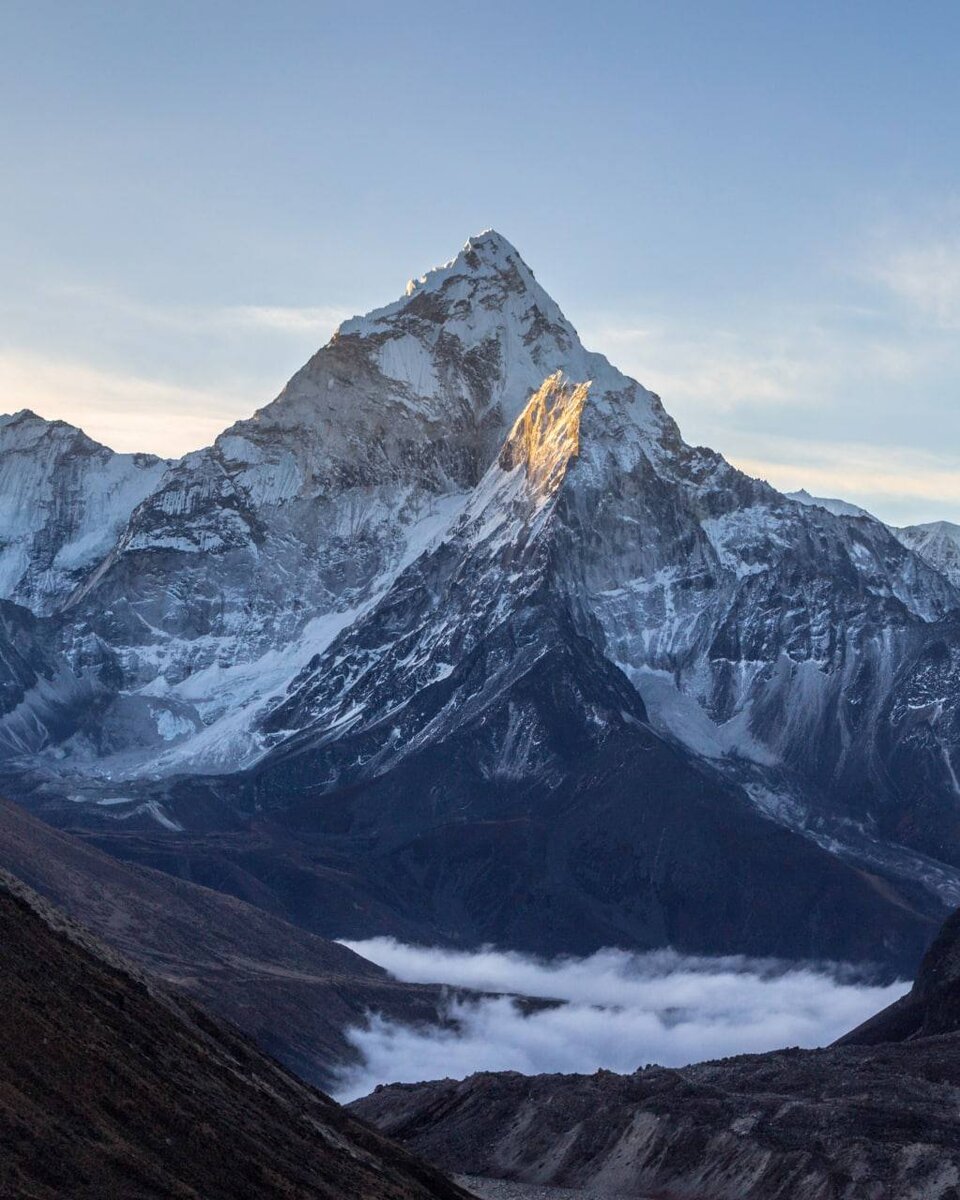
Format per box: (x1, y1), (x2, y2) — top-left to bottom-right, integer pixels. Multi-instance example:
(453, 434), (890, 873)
(0, 411), (168, 613)
(895, 521), (960, 589)
(785, 494), (960, 592)
(787, 496), (960, 592)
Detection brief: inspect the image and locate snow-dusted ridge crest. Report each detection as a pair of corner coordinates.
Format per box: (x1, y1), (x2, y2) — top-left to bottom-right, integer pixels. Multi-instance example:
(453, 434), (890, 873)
(4, 230), (960, 961)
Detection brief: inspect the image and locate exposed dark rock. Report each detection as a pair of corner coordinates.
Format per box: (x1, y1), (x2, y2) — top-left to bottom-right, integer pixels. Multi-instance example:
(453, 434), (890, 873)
(840, 901), (960, 1045)
(351, 1043), (960, 1200)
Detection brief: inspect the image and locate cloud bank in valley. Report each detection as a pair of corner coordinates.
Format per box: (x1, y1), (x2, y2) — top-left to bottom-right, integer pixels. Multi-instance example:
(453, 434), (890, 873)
(332, 940), (910, 1101)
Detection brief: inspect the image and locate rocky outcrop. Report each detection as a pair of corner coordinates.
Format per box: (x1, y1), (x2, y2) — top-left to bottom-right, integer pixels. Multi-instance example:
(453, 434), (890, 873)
(352, 1041), (960, 1200)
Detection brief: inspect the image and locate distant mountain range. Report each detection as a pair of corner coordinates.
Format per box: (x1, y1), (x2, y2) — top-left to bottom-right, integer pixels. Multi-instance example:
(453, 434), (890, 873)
(3, 231), (960, 971)
(788, 487), (960, 588)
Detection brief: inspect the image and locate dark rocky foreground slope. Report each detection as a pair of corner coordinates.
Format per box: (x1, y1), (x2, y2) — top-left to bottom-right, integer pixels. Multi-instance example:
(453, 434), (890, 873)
(0, 869), (469, 1200)
(353, 1045), (960, 1200)
(0, 797), (456, 1091)
(351, 902), (960, 1200)
(840, 900), (960, 1047)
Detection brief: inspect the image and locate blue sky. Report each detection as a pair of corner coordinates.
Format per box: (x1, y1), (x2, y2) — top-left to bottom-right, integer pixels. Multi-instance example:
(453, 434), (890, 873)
(2, 1), (959, 523)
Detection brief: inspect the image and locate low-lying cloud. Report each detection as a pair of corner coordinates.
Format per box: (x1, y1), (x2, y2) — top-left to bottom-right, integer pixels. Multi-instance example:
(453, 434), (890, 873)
(333, 940), (909, 1102)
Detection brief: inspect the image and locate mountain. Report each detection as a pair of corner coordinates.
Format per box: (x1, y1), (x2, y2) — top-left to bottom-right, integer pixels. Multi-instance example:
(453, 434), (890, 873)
(0, 796), (466, 1091)
(352, 901), (960, 1199)
(5, 232), (960, 971)
(48, 231), (626, 778)
(784, 495), (960, 597)
(895, 520), (960, 590)
(0, 409), (168, 614)
(786, 487), (878, 520)
(0, 869), (469, 1200)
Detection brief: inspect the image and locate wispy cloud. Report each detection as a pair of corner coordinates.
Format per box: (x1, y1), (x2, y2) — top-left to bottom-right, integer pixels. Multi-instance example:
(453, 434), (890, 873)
(46, 282), (349, 340)
(0, 285), (350, 455)
(333, 939), (907, 1102)
(223, 305), (348, 336)
(581, 320), (818, 411)
(577, 284), (960, 526)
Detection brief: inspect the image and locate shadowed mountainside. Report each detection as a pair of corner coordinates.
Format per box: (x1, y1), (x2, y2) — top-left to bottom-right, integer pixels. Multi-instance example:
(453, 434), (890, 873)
(0, 870), (470, 1200)
(0, 797), (458, 1090)
(839, 898), (960, 1046)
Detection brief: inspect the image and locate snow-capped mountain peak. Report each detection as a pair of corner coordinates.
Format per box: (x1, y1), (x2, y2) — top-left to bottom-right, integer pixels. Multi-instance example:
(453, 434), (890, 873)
(403, 228), (537, 296)
(339, 229), (558, 338)
(3, 232), (959, 818)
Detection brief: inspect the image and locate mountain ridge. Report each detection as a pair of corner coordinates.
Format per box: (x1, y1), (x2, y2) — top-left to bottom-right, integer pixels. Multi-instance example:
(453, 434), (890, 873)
(0, 795), (475, 1090)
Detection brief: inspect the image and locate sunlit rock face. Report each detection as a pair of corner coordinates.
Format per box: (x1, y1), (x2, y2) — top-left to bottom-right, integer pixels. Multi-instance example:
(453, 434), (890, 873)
(497, 373), (589, 499)
(4, 232), (960, 969)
